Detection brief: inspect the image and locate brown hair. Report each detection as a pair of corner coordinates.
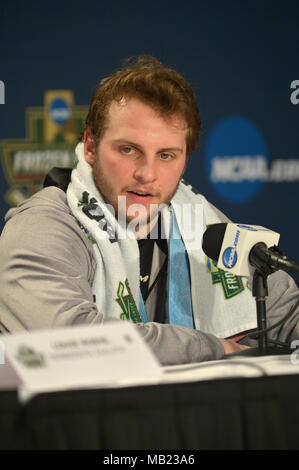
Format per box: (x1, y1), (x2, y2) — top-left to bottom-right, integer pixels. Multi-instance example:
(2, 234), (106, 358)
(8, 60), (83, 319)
(80, 56), (201, 156)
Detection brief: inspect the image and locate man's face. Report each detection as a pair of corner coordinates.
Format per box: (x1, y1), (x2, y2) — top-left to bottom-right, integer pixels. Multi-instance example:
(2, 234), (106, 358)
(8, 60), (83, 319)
(84, 97), (187, 233)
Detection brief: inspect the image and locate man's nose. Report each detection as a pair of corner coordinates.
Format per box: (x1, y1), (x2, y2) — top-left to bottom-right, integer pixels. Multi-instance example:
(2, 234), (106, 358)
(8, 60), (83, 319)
(133, 157), (158, 184)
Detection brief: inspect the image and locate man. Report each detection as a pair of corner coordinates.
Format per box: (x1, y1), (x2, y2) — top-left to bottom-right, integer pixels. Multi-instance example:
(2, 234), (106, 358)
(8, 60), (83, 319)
(0, 56), (298, 365)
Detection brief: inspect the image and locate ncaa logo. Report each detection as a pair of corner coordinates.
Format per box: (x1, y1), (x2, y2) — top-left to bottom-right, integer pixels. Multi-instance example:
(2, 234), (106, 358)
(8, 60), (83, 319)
(237, 224), (258, 231)
(237, 224), (270, 232)
(204, 116), (269, 203)
(222, 247), (238, 269)
(49, 98), (71, 125)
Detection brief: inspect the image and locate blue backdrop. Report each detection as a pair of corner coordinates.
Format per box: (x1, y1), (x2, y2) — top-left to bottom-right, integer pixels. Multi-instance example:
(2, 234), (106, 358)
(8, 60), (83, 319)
(0, 0), (298, 283)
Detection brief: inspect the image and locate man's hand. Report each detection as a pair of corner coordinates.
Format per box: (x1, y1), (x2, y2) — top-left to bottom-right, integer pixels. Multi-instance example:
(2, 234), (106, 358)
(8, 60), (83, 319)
(218, 338), (250, 355)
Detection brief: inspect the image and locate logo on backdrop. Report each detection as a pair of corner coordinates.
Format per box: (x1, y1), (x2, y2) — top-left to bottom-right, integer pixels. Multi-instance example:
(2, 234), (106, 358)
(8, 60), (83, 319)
(204, 115), (299, 204)
(0, 91), (88, 205)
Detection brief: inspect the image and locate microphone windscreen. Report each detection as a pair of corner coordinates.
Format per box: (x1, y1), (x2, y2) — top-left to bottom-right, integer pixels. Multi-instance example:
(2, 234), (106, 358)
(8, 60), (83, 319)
(202, 223), (227, 261)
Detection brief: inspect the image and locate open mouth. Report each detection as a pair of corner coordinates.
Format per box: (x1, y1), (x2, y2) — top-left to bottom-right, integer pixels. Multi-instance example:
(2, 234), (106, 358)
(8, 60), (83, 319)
(128, 190), (152, 197)
(127, 190), (154, 203)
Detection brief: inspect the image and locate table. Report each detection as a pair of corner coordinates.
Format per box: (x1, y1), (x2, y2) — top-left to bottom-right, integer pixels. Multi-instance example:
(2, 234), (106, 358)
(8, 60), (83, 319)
(1, 373), (299, 450)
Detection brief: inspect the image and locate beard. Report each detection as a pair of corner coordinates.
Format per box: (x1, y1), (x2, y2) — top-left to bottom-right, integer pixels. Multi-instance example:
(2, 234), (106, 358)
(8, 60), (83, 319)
(92, 159), (182, 231)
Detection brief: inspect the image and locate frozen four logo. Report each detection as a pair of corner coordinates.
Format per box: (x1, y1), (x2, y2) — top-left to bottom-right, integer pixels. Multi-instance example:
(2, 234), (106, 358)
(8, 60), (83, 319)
(0, 90), (88, 206)
(206, 257), (245, 299)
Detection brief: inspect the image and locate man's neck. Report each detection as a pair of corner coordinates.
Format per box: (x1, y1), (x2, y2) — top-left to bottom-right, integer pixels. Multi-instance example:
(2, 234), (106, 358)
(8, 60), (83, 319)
(135, 212), (160, 240)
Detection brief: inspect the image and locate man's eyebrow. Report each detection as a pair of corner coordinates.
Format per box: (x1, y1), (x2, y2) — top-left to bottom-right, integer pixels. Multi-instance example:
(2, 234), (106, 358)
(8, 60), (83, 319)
(113, 139), (184, 154)
(159, 147), (184, 154)
(113, 139), (142, 149)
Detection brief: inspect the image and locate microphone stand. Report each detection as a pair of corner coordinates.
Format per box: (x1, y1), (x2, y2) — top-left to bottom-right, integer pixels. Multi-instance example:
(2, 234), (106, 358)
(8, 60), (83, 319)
(252, 268), (269, 353)
(224, 246), (296, 358)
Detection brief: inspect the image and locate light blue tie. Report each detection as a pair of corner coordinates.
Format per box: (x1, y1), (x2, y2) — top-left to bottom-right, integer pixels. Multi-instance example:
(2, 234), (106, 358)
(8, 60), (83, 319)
(168, 210), (194, 328)
(139, 291), (148, 323)
(138, 211), (194, 328)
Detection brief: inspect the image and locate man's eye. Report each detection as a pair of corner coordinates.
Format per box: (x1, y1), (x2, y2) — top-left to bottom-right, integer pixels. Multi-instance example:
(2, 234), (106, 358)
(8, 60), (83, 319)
(160, 153), (173, 160)
(120, 146), (134, 155)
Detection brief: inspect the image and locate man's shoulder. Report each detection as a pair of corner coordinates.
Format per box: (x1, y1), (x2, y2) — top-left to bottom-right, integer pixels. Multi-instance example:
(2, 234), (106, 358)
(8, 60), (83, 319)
(21, 186), (68, 210)
(5, 187), (71, 223)
(1, 187), (96, 272)
(2, 187), (91, 249)
(30, 186), (71, 215)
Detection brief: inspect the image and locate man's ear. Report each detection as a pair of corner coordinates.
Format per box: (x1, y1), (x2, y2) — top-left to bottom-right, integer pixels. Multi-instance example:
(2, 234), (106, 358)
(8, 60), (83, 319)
(84, 129), (96, 166)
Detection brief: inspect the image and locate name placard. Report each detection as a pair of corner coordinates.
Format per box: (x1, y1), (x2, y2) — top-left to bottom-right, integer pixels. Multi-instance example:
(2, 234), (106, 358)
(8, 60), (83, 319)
(1, 322), (162, 394)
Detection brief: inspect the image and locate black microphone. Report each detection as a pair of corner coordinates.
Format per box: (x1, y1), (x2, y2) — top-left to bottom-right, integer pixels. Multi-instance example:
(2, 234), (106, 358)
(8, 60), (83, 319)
(202, 223), (299, 276)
